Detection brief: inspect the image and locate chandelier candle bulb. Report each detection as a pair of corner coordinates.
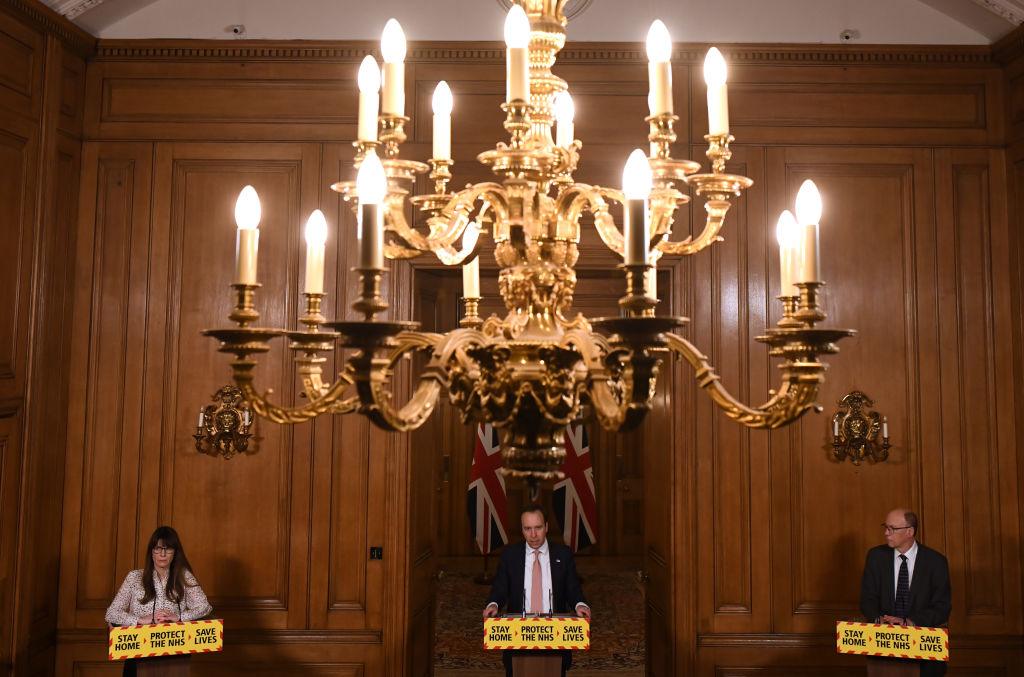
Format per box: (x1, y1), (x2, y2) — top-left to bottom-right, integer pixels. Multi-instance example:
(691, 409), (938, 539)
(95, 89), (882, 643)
(197, 410), (205, 427)
(623, 149), (653, 265)
(233, 185), (261, 285)
(462, 255), (480, 298)
(775, 210), (800, 297)
(381, 19), (407, 116)
(356, 152), (387, 270)
(303, 209), (328, 295)
(432, 81), (453, 160)
(795, 179), (823, 282)
(646, 20), (673, 115)
(504, 5), (531, 102)
(882, 417), (888, 438)
(644, 267), (657, 301)
(357, 55), (381, 142)
(704, 47), (729, 136)
(555, 91), (575, 148)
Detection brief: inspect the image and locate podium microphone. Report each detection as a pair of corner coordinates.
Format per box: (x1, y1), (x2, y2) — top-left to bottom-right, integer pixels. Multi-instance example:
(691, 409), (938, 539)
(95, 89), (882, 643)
(522, 588), (527, 619)
(548, 588), (554, 618)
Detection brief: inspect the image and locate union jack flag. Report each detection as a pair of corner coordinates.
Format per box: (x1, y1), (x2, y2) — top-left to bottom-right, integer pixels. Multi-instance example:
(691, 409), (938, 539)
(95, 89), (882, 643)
(553, 424), (598, 552)
(467, 423), (510, 555)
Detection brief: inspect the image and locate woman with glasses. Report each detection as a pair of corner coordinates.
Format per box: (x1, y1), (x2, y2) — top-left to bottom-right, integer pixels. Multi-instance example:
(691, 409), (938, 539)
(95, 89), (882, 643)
(105, 526), (213, 675)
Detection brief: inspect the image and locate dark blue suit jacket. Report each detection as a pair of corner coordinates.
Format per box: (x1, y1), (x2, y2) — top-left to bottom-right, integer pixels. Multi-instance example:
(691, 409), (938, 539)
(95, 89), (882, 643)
(486, 541), (586, 614)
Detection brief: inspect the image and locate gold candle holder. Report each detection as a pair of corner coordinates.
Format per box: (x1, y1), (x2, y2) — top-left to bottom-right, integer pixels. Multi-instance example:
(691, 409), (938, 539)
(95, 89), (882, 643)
(777, 295), (802, 329)
(793, 281), (827, 327)
(502, 101), (531, 150)
(461, 296), (483, 328)
(619, 264), (657, 317)
(352, 140), (381, 164)
(299, 292), (326, 330)
(379, 115), (410, 158)
(352, 268), (389, 321)
(705, 133), (735, 175)
(229, 283), (261, 327)
(647, 113), (679, 160)
(429, 158), (454, 195)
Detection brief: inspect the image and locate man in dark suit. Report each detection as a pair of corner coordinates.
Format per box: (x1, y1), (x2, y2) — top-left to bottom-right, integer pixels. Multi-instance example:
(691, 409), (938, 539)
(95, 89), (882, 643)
(860, 508), (952, 676)
(483, 504), (591, 676)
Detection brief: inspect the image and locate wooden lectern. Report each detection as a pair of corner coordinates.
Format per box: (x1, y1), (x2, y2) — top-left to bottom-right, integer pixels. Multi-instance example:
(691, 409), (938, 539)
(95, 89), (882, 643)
(865, 657), (919, 677)
(125, 655), (190, 676)
(510, 653), (562, 677)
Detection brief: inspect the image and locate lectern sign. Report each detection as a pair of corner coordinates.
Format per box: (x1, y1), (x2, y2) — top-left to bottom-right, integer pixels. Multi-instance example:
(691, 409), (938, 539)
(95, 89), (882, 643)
(484, 617), (590, 650)
(835, 621), (948, 662)
(109, 619), (224, 660)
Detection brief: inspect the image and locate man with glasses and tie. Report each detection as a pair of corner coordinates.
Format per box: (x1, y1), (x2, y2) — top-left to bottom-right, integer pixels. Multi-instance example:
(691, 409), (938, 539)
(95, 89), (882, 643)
(860, 509), (951, 676)
(483, 504), (590, 676)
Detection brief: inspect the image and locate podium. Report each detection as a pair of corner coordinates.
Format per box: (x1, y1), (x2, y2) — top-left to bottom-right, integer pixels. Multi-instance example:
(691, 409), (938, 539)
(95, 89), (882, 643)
(126, 655), (191, 677)
(836, 620), (948, 676)
(484, 615), (590, 676)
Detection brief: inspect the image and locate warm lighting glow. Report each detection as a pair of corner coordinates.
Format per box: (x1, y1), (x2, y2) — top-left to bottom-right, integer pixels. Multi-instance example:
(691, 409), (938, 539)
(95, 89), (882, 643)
(622, 149), (652, 199)
(504, 4), (531, 48)
(646, 20), (672, 63)
(795, 179), (823, 225)
(775, 210), (799, 248)
(357, 55), (380, 93)
(381, 19), (407, 63)
(703, 47), (727, 86)
(432, 80), (453, 115)
(554, 91), (574, 126)
(234, 185), (261, 230)
(305, 209), (328, 246)
(356, 152), (388, 205)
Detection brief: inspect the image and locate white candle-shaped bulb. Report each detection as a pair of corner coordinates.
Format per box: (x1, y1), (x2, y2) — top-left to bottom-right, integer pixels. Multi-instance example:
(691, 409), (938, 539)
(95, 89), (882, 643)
(775, 210), (800, 297)
(357, 55), (381, 142)
(795, 179), (822, 283)
(833, 418), (839, 437)
(380, 19), (406, 116)
(704, 47), (729, 136)
(356, 152), (387, 269)
(504, 5), (530, 102)
(646, 20), (673, 115)
(198, 410), (205, 427)
(554, 91), (575, 148)
(622, 149), (652, 265)
(882, 417), (889, 438)
(432, 80), (453, 160)
(303, 209), (328, 295)
(462, 254), (481, 299)
(622, 148), (653, 200)
(234, 185), (261, 285)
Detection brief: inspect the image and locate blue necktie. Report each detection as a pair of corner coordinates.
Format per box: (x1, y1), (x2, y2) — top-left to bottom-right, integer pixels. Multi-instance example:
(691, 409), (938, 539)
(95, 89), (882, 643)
(895, 554), (910, 619)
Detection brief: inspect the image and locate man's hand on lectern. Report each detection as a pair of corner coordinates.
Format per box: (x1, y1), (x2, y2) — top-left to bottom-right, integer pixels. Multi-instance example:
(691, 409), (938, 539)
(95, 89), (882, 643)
(575, 603), (591, 620)
(483, 603), (499, 620)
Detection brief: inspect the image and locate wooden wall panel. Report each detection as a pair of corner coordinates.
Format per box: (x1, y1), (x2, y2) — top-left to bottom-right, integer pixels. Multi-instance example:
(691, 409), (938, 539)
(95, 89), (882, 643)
(0, 414), (21, 671)
(47, 37), (1023, 676)
(0, 11), (43, 121)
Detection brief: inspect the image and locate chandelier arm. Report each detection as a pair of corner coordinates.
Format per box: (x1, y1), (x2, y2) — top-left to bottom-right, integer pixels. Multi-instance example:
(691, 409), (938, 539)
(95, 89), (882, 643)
(348, 331), (447, 432)
(663, 332), (822, 429)
(231, 363), (359, 424)
(556, 184), (625, 257)
(424, 183), (509, 260)
(655, 198), (731, 257)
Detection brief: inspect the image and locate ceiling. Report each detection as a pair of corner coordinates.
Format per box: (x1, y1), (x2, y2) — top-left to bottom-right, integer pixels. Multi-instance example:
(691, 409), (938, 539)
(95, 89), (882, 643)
(41, 0), (1021, 44)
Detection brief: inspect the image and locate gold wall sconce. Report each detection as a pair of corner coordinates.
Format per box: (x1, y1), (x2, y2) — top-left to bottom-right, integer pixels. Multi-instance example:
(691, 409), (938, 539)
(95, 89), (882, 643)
(194, 385), (254, 459)
(831, 391), (889, 465)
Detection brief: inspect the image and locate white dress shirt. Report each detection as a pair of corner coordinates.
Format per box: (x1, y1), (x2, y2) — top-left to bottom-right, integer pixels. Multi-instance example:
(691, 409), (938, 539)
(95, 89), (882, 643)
(523, 540), (553, 614)
(893, 540), (919, 597)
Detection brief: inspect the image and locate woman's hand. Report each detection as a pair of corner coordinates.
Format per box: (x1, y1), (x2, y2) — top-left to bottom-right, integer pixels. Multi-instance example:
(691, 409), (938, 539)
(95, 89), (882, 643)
(153, 609), (180, 623)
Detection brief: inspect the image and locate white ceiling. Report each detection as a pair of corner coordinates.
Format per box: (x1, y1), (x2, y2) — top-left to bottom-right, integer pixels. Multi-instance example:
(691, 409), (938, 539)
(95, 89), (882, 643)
(41, 0), (1021, 44)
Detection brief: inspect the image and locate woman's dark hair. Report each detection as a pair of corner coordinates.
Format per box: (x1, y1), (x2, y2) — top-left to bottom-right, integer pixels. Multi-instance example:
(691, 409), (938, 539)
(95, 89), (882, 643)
(140, 526), (197, 605)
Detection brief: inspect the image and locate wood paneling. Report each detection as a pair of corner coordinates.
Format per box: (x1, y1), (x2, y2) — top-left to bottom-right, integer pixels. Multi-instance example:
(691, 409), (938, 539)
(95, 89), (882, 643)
(42, 35), (1024, 677)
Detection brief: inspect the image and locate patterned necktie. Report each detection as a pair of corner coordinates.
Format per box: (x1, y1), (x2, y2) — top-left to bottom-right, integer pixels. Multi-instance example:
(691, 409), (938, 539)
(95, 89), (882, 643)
(895, 554), (910, 619)
(531, 549), (543, 614)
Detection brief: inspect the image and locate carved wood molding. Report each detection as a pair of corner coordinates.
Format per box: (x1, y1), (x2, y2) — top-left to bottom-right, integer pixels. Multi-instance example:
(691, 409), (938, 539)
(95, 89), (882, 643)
(0, 0), (95, 56)
(0, 396), (22, 417)
(93, 39), (996, 66)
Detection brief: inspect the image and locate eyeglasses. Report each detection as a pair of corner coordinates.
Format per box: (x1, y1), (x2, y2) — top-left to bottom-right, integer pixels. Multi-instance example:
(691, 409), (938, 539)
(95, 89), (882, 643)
(882, 524), (913, 534)
(152, 546), (176, 555)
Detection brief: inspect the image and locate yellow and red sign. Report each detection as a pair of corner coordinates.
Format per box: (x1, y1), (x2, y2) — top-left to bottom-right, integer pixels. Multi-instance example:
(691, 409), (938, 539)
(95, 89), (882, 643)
(109, 619), (223, 661)
(836, 621), (948, 662)
(484, 617), (590, 650)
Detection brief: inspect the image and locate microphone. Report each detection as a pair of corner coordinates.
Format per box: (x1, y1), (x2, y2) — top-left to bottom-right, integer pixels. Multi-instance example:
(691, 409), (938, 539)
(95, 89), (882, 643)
(548, 588), (553, 618)
(522, 587), (526, 619)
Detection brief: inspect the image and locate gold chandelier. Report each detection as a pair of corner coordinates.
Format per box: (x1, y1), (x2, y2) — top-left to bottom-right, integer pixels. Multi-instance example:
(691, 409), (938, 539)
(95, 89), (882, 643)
(204, 0), (855, 490)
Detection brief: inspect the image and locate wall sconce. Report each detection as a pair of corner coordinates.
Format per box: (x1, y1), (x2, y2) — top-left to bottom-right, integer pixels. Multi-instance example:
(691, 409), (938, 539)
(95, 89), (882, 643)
(194, 385), (253, 459)
(831, 390), (889, 465)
